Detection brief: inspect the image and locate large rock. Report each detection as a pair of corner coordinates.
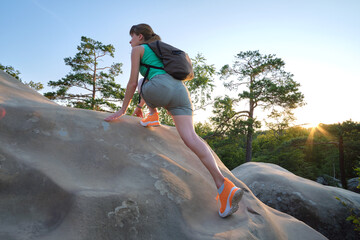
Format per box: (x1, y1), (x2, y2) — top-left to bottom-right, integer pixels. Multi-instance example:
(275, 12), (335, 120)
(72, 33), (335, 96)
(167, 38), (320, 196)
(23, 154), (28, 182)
(0, 70), (326, 240)
(232, 162), (360, 240)
(316, 174), (342, 188)
(348, 177), (360, 194)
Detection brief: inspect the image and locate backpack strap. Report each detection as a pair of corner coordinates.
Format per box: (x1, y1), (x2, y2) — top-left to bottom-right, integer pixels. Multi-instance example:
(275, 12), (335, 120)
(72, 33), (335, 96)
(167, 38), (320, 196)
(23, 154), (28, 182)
(138, 66), (149, 104)
(140, 63), (164, 71)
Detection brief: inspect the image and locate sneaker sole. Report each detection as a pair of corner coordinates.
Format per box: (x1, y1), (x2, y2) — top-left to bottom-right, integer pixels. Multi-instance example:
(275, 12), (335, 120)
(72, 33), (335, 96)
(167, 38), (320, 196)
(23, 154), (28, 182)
(140, 120), (160, 127)
(219, 188), (244, 218)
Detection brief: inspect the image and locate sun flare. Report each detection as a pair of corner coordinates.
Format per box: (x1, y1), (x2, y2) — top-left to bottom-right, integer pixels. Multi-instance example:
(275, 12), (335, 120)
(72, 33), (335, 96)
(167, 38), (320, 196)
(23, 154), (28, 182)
(305, 122), (320, 129)
(305, 122), (331, 146)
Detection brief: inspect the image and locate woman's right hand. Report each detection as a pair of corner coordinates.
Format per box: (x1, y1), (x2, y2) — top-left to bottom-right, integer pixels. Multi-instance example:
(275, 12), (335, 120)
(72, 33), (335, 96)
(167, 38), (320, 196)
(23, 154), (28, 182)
(104, 109), (126, 122)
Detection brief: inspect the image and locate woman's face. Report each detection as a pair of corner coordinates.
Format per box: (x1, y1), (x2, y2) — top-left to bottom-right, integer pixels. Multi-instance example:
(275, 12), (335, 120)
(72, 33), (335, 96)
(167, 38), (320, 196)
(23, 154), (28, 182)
(129, 33), (144, 47)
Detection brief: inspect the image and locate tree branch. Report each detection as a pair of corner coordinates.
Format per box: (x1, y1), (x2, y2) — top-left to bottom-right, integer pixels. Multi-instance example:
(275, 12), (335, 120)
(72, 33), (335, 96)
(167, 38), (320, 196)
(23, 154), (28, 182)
(204, 112), (237, 139)
(96, 53), (106, 59)
(73, 83), (92, 92)
(193, 101), (214, 111)
(202, 131), (224, 140)
(97, 67), (111, 71)
(235, 110), (250, 115)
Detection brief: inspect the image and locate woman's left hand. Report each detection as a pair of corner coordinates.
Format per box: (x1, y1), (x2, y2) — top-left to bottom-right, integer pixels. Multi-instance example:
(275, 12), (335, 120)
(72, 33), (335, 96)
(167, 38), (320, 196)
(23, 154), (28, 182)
(104, 109), (125, 122)
(133, 107), (143, 118)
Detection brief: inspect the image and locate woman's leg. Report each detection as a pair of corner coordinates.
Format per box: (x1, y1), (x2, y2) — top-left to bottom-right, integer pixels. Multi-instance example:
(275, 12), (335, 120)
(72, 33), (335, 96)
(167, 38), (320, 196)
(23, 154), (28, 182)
(172, 115), (224, 188)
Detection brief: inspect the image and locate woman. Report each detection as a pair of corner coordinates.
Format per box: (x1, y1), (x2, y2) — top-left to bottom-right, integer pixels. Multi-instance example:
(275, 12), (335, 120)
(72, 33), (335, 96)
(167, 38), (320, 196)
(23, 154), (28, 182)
(104, 24), (243, 218)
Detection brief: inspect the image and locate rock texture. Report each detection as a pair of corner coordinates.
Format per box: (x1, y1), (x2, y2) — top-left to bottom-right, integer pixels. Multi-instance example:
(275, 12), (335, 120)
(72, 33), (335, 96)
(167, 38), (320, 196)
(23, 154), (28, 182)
(0, 70), (326, 240)
(232, 162), (360, 240)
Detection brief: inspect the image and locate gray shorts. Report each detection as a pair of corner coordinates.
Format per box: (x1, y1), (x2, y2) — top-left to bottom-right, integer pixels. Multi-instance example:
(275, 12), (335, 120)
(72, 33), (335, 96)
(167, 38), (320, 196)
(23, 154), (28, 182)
(139, 74), (193, 116)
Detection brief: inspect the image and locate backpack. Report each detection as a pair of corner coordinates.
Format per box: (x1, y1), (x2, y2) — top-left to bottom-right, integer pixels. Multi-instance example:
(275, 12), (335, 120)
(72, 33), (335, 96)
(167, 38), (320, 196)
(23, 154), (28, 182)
(141, 41), (194, 82)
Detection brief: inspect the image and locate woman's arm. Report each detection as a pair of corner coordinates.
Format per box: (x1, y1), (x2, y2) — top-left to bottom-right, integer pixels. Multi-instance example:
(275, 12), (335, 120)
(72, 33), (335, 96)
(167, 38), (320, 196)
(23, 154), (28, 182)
(120, 46), (142, 111)
(104, 46), (143, 122)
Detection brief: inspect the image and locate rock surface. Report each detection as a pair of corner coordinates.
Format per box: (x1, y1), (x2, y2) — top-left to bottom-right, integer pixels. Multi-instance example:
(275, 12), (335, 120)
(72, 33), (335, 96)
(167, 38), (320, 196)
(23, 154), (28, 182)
(0, 70), (327, 240)
(232, 162), (360, 240)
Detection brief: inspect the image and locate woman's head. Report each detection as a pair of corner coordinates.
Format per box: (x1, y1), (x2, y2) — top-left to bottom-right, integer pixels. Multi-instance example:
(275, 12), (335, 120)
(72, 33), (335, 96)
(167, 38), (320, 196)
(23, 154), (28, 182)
(129, 24), (161, 46)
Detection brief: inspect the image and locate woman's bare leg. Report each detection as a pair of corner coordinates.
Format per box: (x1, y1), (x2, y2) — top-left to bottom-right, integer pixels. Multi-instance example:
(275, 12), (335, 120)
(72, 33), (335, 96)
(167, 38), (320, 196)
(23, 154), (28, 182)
(172, 115), (224, 188)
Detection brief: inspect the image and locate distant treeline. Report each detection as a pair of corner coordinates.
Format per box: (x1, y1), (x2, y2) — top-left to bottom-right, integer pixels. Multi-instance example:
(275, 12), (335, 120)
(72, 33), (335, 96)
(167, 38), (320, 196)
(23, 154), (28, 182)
(196, 120), (360, 189)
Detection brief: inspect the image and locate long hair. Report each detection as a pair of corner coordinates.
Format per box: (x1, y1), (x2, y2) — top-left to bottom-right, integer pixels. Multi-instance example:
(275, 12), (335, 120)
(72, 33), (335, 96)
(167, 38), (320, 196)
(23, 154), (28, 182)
(129, 24), (161, 43)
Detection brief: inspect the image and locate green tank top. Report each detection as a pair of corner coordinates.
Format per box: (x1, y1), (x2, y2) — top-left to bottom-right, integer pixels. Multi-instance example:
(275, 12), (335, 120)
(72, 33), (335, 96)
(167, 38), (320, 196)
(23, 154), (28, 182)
(140, 44), (167, 80)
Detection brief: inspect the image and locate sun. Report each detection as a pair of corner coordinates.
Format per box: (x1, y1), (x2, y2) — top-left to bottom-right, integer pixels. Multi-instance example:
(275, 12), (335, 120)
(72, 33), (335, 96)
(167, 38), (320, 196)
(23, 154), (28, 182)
(304, 121), (322, 146)
(305, 122), (320, 129)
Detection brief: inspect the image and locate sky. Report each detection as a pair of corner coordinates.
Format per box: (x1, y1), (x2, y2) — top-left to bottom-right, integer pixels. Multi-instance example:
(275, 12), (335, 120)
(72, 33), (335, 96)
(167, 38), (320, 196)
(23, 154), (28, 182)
(1, 0), (359, 127)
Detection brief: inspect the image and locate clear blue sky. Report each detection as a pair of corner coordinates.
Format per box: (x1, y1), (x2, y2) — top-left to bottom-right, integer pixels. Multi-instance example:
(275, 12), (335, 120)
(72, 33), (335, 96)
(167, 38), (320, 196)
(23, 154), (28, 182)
(1, 0), (359, 126)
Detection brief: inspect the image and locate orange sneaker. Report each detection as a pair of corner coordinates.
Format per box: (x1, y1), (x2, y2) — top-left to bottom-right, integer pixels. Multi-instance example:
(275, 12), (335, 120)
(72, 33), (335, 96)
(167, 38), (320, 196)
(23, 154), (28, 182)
(140, 112), (160, 127)
(216, 177), (244, 218)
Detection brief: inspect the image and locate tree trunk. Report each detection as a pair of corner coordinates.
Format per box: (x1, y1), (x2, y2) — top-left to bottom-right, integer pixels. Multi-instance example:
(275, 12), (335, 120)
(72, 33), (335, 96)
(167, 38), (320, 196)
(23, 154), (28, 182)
(245, 98), (254, 162)
(339, 135), (347, 189)
(92, 56), (97, 110)
(92, 74), (96, 110)
(245, 130), (253, 162)
(245, 76), (255, 162)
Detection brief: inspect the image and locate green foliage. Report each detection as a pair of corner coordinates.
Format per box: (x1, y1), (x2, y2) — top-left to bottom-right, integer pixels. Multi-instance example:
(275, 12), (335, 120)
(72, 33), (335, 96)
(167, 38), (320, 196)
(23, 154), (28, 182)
(44, 36), (124, 111)
(185, 53), (216, 110)
(210, 136), (246, 170)
(347, 214), (360, 232)
(336, 172), (360, 232)
(209, 95), (260, 138)
(265, 109), (296, 138)
(252, 129), (318, 178)
(216, 50), (305, 162)
(342, 166), (360, 232)
(0, 63), (43, 91)
(220, 50), (305, 110)
(25, 81), (44, 91)
(251, 120), (360, 182)
(159, 108), (175, 126)
(210, 96), (246, 136)
(0, 63), (21, 79)
(195, 121), (213, 137)
(195, 121), (246, 170)
(315, 120), (360, 178)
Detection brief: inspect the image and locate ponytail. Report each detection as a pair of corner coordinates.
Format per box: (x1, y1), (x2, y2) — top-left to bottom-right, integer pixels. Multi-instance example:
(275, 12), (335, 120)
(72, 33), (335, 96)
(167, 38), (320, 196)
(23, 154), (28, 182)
(130, 24), (161, 43)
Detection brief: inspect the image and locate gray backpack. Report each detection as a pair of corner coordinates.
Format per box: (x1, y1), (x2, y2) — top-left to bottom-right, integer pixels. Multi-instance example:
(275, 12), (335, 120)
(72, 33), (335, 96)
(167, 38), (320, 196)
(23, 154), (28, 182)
(141, 41), (194, 81)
